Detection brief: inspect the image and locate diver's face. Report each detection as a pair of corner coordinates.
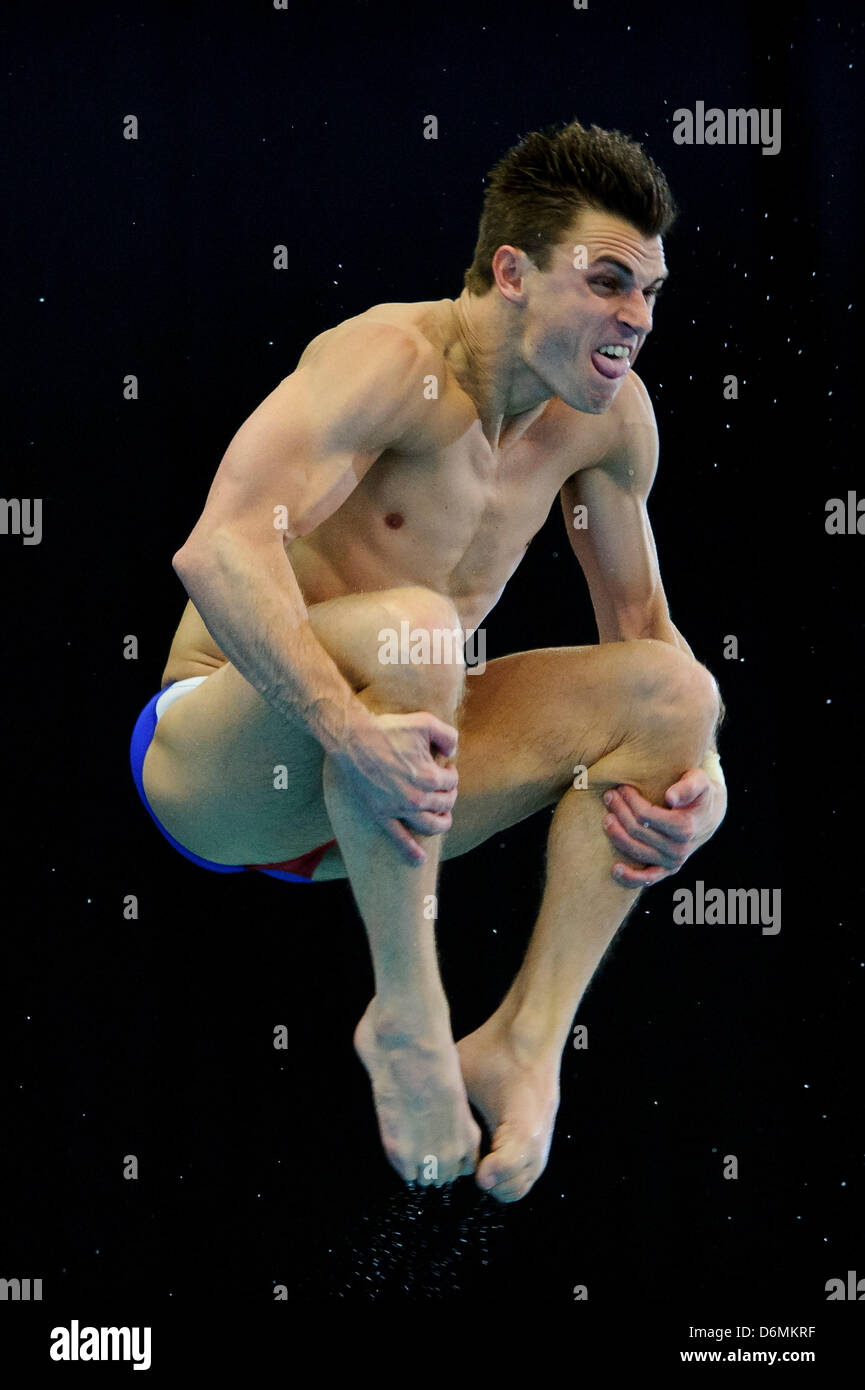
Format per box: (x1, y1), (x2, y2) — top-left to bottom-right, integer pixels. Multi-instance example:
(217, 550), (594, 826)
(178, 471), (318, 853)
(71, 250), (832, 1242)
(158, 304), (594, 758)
(521, 207), (668, 412)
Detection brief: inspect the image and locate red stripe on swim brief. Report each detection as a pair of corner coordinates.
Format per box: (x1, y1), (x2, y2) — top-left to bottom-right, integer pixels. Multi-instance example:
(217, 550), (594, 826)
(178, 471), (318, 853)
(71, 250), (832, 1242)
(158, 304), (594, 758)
(244, 839), (337, 878)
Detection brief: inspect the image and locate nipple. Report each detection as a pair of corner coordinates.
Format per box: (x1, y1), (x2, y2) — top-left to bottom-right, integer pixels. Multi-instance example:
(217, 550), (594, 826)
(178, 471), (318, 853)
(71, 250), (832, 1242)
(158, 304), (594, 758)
(384, 512), (405, 529)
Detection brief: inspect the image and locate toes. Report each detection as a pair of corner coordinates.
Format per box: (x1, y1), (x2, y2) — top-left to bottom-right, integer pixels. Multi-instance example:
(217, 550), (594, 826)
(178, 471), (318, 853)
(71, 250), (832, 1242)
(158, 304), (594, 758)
(483, 1164), (539, 1203)
(383, 1144), (421, 1185)
(396, 1148), (478, 1188)
(459, 1149), (479, 1179)
(461, 1126), (481, 1178)
(488, 1181), (529, 1203)
(476, 1159), (498, 1191)
(476, 1149), (532, 1194)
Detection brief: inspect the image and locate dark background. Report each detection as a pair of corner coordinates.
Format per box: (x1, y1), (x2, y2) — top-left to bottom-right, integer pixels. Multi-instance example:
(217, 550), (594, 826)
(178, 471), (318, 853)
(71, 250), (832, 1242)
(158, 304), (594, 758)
(2, 0), (861, 1362)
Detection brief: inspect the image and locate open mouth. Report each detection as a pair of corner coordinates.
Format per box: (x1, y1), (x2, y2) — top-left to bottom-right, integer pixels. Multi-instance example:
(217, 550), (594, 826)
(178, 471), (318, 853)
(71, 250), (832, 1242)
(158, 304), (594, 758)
(590, 344), (632, 380)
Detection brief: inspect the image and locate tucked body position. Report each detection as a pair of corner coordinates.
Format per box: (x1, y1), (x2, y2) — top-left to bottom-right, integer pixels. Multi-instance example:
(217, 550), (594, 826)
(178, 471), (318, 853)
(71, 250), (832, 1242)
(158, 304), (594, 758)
(132, 120), (727, 1202)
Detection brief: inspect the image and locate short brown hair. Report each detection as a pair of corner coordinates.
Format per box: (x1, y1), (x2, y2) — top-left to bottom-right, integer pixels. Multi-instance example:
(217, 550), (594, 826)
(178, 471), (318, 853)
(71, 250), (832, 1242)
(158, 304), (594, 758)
(463, 119), (677, 295)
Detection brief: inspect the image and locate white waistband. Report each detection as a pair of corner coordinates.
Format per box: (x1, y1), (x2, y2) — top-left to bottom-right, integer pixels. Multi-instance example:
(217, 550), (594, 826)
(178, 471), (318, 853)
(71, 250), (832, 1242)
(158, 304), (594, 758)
(155, 675), (209, 721)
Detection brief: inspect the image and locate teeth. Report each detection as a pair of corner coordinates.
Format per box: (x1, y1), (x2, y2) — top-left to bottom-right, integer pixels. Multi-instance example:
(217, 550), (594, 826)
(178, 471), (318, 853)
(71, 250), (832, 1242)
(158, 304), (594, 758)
(597, 345), (630, 358)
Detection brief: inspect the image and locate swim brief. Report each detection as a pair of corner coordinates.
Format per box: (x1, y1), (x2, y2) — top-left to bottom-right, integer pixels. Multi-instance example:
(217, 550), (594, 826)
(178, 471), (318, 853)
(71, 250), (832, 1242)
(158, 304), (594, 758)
(129, 677), (336, 882)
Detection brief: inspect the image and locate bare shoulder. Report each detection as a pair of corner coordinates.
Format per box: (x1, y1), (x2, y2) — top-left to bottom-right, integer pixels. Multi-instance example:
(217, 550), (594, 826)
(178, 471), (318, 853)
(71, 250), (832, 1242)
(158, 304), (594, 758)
(290, 300), (473, 447)
(295, 300), (451, 375)
(597, 371), (660, 486)
(538, 370), (640, 464)
(544, 371), (659, 486)
(617, 368), (657, 424)
(590, 369), (658, 457)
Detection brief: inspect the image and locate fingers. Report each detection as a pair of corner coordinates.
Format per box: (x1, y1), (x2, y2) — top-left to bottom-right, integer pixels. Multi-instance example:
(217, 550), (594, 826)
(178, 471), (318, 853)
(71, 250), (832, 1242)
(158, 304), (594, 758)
(602, 788), (693, 881)
(603, 818), (686, 875)
(374, 784), (456, 861)
(384, 818), (426, 866)
(383, 809), (453, 863)
(605, 786), (693, 843)
(401, 808), (453, 836)
(612, 861), (669, 888)
(604, 820), (677, 868)
(408, 775), (458, 808)
(422, 714), (459, 760)
(605, 800), (686, 863)
(666, 769), (710, 808)
(413, 751), (458, 794)
(400, 775), (458, 819)
(430, 762), (459, 793)
(411, 785), (458, 814)
(603, 797), (670, 859)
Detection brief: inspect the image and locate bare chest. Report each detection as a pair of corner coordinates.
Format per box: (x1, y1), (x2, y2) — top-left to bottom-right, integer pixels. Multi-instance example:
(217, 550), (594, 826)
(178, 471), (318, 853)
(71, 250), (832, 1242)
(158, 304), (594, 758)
(298, 401), (603, 618)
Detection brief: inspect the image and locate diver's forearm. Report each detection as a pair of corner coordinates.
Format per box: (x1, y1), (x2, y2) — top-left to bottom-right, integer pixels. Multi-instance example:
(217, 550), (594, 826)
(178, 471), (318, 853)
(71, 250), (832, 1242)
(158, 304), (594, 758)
(172, 530), (377, 756)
